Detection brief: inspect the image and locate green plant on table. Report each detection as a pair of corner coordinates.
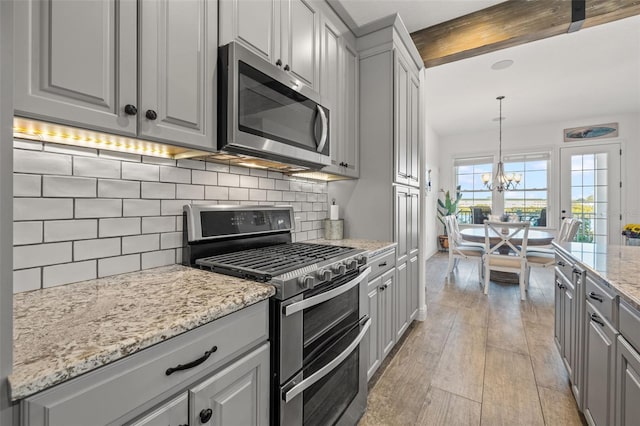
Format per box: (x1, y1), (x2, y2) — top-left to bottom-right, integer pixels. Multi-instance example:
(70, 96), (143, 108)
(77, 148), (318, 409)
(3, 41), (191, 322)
(437, 185), (462, 235)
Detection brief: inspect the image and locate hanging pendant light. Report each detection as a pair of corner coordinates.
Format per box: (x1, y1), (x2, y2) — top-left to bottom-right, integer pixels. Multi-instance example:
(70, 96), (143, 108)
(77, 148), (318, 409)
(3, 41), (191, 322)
(481, 96), (521, 192)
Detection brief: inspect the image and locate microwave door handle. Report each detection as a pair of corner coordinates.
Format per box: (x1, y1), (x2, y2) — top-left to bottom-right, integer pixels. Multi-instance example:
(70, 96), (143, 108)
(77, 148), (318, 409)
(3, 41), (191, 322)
(283, 317), (371, 403)
(315, 105), (328, 153)
(284, 267), (371, 317)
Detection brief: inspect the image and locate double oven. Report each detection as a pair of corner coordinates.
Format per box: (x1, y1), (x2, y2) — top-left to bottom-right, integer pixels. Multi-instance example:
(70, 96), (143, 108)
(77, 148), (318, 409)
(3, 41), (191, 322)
(183, 204), (370, 425)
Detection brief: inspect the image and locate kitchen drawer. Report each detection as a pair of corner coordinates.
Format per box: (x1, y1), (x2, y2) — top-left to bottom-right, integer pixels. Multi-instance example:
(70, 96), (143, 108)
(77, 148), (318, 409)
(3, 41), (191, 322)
(21, 301), (268, 426)
(620, 300), (640, 353)
(555, 251), (574, 283)
(585, 274), (618, 327)
(369, 248), (396, 279)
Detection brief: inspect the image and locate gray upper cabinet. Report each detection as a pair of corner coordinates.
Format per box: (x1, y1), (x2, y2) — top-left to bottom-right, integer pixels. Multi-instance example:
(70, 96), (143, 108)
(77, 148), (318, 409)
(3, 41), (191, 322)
(14, 0), (137, 136)
(15, 0), (217, 150)
(393, 48), (419, 187)
(341, 40), (359, 177)
(319, 14), (341, 170)
(220, 0), (318, 90)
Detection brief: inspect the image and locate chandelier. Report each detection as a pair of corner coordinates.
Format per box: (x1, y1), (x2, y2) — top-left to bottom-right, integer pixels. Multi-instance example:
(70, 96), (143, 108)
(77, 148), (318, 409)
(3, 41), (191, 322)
(481, 96), (521, 192)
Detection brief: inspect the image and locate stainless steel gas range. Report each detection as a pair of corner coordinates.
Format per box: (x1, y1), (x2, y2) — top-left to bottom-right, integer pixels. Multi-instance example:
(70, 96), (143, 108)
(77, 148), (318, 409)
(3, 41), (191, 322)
(183, 204), (371, 426)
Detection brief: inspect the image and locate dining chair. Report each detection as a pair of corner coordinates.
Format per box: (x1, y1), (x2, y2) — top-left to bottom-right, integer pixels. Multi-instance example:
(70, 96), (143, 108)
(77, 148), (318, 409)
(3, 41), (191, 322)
(483, 221), (530, 300)
(444, 215), (485, 282)
(526, 218), (582, 285)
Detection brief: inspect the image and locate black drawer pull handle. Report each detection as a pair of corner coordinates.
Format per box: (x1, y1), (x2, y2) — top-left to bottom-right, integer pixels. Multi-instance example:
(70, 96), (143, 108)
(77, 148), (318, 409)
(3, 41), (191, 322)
(165, 346), (218, 376)
(378, 261), (387, 267)
(379, 286), (385, 291)
(589, 292), (603, 303)
(200, 408), (213, 423)
(557, 260), (566, 267)
(590, 313), (605, 327)
(556, 280), (565, 290)
(573, 268), (582, 276)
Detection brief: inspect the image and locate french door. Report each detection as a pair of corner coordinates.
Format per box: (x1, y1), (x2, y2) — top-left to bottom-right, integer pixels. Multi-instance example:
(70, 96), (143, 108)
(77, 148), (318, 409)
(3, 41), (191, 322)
(560, 143), (622, 245)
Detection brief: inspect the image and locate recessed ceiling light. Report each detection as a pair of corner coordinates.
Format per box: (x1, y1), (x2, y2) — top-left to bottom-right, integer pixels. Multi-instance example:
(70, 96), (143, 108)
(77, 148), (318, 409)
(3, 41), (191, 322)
(491, 59), (514, 70)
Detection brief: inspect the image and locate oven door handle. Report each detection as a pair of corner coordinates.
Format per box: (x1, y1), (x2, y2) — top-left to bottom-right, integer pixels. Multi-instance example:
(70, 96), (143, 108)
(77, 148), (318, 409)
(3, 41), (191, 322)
(283, 317), (371, 403)
(284, 267), (371, 317)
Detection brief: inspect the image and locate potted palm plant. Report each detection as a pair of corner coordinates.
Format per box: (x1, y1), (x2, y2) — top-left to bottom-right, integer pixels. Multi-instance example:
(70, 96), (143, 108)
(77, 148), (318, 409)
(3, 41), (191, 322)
(437, 186), (462, 250)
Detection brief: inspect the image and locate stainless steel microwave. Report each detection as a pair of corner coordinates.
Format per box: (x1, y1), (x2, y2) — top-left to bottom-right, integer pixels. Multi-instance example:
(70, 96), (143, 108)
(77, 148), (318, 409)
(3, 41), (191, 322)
(218, 42), (331, 169)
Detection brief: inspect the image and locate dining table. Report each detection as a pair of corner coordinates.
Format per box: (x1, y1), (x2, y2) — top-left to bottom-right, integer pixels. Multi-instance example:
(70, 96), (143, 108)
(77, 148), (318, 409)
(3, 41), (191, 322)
(460, 227), (555, 283)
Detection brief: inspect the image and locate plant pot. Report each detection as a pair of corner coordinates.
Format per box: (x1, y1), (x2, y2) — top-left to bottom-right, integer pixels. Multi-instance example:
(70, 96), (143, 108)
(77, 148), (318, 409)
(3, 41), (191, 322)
(438, 235), (449, 250)
(626, 237), (640, 246)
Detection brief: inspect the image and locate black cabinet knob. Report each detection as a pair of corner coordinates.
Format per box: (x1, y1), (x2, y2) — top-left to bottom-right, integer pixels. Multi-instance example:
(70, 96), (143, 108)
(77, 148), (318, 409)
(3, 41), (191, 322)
(276, 59), (282, 67)
(200, 408), (213, 423)
(145, 109), (157, 120)
(284, 64), (290, 71)
(124, 104), (137, 116)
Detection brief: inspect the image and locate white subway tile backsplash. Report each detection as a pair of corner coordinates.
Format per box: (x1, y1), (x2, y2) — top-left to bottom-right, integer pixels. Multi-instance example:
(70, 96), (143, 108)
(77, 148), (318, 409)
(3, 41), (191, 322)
(14, 222), (43, 245)
(13, 268), (41, 293)
(122, 162), (159, 181)
(229, 187), (249, 200)
(142, 216), (175, 234)
(176, 216), (184, 231)
(258, 178), (275, 190)
(43, 260), (96, 288)
(45, 219), (97, 242)
(192, 170), (218, 186)
(160, 231), (183, 249)
(295, 192), (307, 202)
(14, 242), (72, 269)
(249, 189), (266, 201)
(240, 175), (259, 188)
(266, 190), (282, 202)
(275, 180), (290, 191)
(161, 200), (189, 216)
(99, 217), (141, 237)
(123, 199), (160, 217)
(177, 159), (206, 170)
(99, 151), (141, 162)
(98, 254), (140, 278)
(141, 249), (176, 269)
(176, 184), (204, 200)
(204, 186), (228, 200)
(15, 198), (73, 221)
(74, 238), (120, 261)
(205, 162), (229, 172)
(250, 168), (269, 177)
(283, 192), (296, 202)
(98, 179), (140, 198)
(229, 165), (250, 175)
(142, 156), (176, 166)
(160, 166), (191, 183)
(76, 199), (122, 218)
(14, 139), (43, 151)
(218, 173), (239, 187)
(73, 157), (121, 179)
(123, 234), (159, 254)
(141, 182), (175, 199)
(15, 150), (72, 175)
(14, 174), (41, 197)
(268, 171), (284, 179)
(44, 143), (97, 157)
(43, 176), (96, 198)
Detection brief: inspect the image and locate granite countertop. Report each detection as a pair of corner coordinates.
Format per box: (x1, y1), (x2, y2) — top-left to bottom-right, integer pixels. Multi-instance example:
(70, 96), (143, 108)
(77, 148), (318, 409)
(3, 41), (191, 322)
(309, 238), (397, 258)
(10, 265), (275, 401)
(553, 242), (640, 310)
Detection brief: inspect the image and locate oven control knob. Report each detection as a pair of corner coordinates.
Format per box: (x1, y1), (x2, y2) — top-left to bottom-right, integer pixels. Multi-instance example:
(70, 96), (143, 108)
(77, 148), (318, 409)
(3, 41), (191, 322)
(346, 259), (358, 270)
(297, 275), (315, 289)
(356, 255), (367, 265)
(332, 263), (347, 275)
(316, 268), (332, 282)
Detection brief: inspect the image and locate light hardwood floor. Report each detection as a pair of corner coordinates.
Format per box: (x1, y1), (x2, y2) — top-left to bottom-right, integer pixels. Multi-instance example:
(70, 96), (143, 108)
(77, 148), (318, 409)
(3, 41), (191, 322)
(360, 252), (586, 426)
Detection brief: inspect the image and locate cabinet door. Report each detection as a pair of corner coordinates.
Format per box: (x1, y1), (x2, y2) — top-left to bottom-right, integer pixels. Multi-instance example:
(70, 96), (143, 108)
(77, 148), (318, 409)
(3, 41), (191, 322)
(395, 261), (409, 341)
(319, 15), (341, 170)
(584, 302), (616, 426)
(218, 0), (278, 65)
(190, 343), (269, 426)
(409, 189), (419, 256)
(616, 336), (640, 426)
(554, 274), (564, 351)
(408, 255), (419, 321)
(138, 0), (216, 149)
(394, 50), (410, 185)
(408, 75), (420, 187)
(395, 186), (409, 263)
(341, 39), (359, 177)
(380, 269), (396, 359)
(129, 393), (188, 426)
(14, 0), (137, 135)
(281, 0), (319, 89)
(367, 276), (381, 381)
(561, 278), (576, 379)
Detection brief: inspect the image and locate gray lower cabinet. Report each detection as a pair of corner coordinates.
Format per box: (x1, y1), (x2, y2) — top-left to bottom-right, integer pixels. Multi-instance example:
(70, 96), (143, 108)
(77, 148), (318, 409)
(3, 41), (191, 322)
(583, 301), (617, 426)
(15, 0), (217, 150)
(395, 261), (409, 341)
(616, 336), (640, 426)
(20, 301), (269, 426)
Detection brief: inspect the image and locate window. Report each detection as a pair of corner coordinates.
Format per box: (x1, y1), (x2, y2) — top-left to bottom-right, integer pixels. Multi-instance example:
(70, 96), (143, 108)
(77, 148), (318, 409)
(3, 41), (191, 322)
(454, 157), (493, 224)
(453, 153), (550, 227)
(503, 153), (549, 227)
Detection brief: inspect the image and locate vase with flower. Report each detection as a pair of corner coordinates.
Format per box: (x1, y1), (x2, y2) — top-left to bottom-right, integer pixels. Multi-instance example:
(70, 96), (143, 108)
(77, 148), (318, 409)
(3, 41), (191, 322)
(622, 224), (640, 246)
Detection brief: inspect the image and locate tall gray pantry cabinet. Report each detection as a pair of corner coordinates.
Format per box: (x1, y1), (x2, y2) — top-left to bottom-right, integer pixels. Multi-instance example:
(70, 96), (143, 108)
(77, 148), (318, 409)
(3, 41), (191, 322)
(328, 16), (423, 380)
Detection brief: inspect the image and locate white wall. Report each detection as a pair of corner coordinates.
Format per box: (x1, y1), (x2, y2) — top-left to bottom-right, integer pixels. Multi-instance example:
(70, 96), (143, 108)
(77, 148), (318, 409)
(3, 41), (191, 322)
(437, 112), (640, 234)
(423, 122), (440, 258)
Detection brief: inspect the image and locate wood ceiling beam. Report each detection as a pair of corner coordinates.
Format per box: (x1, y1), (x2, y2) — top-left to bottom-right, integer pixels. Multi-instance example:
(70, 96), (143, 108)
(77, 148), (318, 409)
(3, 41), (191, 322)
(410, 0), (640, 68)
